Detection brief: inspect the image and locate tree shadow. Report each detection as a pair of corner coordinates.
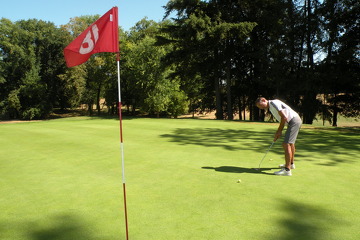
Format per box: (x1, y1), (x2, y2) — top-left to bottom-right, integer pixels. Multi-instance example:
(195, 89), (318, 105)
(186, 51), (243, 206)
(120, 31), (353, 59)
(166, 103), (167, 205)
(160, 122), (359, 166)
(202, 166), (276, 175)
(28, 215), (95, 240)
(160, 127), (275, 151)
(273, 199), (345, 240)
(0, 214), (99, 240)
(296, 127), (359, 165)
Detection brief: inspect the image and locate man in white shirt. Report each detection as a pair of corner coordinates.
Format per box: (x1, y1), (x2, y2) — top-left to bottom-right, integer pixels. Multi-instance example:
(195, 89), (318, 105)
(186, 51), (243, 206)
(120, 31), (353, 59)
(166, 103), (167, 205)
(256, 97), (302, 176)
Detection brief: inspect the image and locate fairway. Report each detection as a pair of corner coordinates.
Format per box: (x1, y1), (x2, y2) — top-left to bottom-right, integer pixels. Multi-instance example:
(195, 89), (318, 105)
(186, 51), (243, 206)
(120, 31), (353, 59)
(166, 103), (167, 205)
(1, 117), (359, 240)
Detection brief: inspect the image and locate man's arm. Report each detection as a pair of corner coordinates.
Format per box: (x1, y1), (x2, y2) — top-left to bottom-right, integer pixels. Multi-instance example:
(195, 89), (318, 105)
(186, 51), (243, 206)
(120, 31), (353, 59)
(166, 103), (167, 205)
(274, 110), (288, 142)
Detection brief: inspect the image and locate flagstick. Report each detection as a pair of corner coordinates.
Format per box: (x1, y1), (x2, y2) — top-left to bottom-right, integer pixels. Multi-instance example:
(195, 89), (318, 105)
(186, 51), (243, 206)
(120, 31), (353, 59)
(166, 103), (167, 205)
(117, 53), (129, 240)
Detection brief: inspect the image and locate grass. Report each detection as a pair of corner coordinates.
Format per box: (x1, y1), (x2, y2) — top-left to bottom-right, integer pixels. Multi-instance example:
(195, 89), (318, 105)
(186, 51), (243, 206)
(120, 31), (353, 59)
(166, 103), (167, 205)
(0, 117), (359, 240)
(311, 114), (359, 127)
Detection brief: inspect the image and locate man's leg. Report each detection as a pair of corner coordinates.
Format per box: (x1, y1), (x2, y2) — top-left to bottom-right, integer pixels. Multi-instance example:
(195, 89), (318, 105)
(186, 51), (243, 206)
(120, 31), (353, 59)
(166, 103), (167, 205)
(274, 143), (292, 176)
(275, 117), (301, 176)
(283, 143), (292, 170)
(283, 117), (301, 167)
(290, 144), (296, 164)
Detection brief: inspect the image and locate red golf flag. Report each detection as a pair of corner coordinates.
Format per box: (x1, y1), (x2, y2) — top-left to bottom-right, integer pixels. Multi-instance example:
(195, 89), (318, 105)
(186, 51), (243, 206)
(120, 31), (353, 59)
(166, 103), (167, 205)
(64, 7), (119, 67)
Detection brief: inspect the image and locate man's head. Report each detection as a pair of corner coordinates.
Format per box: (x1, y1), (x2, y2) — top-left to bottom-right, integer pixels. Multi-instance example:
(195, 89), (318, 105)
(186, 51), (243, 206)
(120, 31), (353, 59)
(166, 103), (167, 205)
(255, 97), (268, 109)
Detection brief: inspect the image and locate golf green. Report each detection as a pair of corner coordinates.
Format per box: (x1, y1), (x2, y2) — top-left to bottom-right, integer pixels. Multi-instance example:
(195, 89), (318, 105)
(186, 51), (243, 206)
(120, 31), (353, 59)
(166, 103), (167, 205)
(0, 117), (359, 239)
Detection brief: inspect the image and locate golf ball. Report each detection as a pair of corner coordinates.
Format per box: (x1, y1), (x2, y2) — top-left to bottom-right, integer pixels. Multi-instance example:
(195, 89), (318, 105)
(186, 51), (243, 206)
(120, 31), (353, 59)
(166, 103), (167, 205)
(269, 158), (273, 161)
(237, 179), (242, 183)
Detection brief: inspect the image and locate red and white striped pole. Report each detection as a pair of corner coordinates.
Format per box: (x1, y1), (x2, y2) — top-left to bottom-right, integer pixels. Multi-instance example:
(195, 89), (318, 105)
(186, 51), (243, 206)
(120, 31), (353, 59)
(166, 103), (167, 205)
(117, 52), (129, 240)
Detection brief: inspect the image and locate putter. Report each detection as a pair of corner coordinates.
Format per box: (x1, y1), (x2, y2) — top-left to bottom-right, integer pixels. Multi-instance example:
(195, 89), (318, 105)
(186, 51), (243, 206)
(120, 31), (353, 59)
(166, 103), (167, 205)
(254, 141), (275, 171)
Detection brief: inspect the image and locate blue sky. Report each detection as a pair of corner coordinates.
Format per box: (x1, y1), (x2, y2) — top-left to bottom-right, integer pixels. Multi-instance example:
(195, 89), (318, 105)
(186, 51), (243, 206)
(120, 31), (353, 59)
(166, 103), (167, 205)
(0, 0), (172, 31)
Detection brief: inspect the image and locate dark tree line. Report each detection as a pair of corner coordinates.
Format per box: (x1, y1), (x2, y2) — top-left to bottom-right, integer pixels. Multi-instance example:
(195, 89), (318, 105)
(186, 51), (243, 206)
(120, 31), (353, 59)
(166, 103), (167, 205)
(0, 0), (359, 126)
(159, 0), (359, 125)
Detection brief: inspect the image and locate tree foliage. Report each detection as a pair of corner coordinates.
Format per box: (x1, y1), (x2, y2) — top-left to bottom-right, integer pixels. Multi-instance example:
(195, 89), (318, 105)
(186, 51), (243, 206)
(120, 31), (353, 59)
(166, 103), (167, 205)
(160, 0), (359, 123)
(121, 18), (188, 117)
(0, 18), (69, 119)
(0, 0), (358, 125)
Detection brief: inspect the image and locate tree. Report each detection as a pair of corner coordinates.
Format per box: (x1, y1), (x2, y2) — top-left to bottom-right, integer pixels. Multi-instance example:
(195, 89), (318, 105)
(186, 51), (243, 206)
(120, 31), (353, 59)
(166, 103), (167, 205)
(57, 64), (86, 109)
(0, 18), (69, 119)
(161, 0), (257, 119)
(122, 18), (188, 117)
(318, 0), (360, 126)
(236, 0), (291, 120)
(1, 1), (357, 124)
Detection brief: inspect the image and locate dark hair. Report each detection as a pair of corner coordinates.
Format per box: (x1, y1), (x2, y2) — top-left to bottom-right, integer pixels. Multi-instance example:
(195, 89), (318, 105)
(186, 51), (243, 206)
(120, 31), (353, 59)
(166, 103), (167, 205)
(255, 97), (266, 104)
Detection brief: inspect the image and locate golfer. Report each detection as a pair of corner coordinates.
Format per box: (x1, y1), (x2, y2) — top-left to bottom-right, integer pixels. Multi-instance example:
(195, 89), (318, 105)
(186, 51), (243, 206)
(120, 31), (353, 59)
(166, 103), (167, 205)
(255, 97), (302, 176)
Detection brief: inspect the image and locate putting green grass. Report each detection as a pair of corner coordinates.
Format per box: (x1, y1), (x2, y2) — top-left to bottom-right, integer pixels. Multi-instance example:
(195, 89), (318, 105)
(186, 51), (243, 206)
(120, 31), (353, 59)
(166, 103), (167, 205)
(0, 117), (359, 240)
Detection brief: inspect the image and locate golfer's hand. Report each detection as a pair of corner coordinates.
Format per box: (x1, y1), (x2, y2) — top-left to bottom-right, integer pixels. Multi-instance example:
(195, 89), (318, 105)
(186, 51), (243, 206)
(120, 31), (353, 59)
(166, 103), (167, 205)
(274, 131), (282, 142)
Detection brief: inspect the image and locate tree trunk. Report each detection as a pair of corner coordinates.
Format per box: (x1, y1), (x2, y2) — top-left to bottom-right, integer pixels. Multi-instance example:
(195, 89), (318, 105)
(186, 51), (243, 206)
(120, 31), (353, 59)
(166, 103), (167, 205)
(96, 83), (102, 116)
(332, 108), (338, 127)
(301, 0), (317, 124)
(288, 0), (296, 73)
(306, 0), (314, 69)
(243, 95), (246, 120)
(88, 103), (93, 116)
(226, 57), (233, 120)
(214, 49), (223, 120)
(237, 96), (242, 120)
(215, 76), (223, 120)
(332, 94), (338, 127)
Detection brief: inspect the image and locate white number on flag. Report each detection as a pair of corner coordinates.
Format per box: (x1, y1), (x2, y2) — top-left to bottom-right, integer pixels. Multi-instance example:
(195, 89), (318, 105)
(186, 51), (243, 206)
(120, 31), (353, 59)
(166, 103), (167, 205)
(79, 24), (99, 54)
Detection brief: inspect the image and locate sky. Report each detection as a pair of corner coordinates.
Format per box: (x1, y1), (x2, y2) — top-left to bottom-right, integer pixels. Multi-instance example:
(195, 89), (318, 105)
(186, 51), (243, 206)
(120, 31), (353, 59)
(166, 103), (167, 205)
(0, 0), (172, 31)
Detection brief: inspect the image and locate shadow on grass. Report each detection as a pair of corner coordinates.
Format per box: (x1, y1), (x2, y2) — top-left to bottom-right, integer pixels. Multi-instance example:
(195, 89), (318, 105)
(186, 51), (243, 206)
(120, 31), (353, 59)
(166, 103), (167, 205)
(296, 127), (359, 165)
(160, 127), (275, 151)
(0, 214), (100, 240)
(160, 123), (359, 166)
(27, 215), (96, 240)
(202, 166), (276, 175)
(273, 199), (344, 240)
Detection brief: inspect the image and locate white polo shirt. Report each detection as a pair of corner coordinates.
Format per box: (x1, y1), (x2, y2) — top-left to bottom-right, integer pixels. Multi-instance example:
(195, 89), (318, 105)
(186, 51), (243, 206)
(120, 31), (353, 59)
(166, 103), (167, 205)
(269, 99), (299, 123)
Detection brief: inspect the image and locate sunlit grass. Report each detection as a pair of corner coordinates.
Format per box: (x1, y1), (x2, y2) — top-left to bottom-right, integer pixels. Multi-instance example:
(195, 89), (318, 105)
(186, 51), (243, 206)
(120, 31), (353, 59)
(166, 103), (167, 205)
(0, 117), (359, 240)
